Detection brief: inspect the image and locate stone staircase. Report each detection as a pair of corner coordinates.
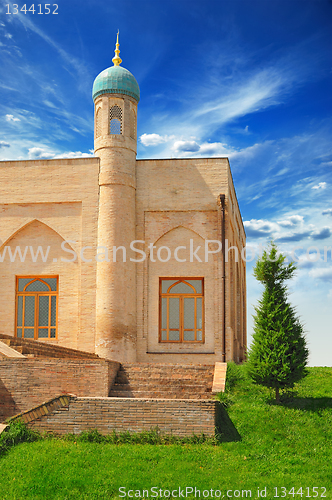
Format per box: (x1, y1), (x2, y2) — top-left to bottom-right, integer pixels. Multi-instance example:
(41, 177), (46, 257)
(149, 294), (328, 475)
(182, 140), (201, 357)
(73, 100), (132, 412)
(0, 333), (100, 360)
(109, 363), (215, 399)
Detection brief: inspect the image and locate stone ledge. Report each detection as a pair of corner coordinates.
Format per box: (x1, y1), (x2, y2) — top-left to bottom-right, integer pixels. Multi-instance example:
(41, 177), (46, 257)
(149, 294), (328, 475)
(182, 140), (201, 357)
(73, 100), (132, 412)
(212, 362), (227, 393)
(0, 340), (26, 359)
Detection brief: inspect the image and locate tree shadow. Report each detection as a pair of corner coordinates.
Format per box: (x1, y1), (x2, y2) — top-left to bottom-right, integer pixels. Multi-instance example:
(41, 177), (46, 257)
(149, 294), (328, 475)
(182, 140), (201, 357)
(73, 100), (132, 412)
(215, 403), (241, 442)
(268, 396), (332, 412)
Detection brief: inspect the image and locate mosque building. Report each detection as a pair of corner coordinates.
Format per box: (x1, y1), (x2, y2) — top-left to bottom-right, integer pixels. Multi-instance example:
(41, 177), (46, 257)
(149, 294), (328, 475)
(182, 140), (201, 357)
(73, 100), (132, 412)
(0, 35), (246, 365)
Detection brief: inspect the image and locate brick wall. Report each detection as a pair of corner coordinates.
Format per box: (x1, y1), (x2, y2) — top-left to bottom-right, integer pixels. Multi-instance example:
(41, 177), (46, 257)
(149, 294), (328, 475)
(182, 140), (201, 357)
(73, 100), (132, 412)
(0, 158), (100, 353)
(28, 396), (220, 437)
(0, 358), (119, 421)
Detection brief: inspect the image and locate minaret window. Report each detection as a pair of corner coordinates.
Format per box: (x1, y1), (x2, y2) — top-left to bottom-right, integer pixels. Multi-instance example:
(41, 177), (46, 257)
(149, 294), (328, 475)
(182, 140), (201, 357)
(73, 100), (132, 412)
(109, 105), (122, 135)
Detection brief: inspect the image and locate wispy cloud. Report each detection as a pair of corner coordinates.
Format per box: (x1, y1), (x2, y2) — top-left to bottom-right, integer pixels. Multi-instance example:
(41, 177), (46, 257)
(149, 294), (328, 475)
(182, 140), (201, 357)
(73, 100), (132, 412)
(309, 268), (332, 282)
(244, 215), (332, 244)
(312, 182), (327, 190)
(5, 114), (20, 122)
(191, 65), (295, 130)
(5, 5), (91, 94)
(139, 35), (325, 149)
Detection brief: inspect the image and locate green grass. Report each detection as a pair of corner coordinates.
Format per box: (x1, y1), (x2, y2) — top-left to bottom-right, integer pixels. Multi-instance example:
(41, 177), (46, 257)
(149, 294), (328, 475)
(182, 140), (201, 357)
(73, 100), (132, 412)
(0, 365), (331, 499)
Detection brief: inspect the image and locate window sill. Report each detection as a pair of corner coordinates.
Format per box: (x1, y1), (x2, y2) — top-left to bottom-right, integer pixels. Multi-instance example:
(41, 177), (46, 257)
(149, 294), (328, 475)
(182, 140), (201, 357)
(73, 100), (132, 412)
(146, 351), (215, 355)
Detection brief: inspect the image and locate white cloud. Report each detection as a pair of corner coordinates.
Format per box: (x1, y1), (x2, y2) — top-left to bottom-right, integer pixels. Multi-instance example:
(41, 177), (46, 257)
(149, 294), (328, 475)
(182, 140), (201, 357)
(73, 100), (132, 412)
(243, 213), (332, 244)
(309, 268), (332, 281)
(5, 114), (20, 122)
(278, 215), (304, 227)
(172, 140), (200, 153)
(0, 140), (10, 148)
(169, 139), (234, 157)
(311, 227), (331, 240)
(322, 209), (332, 216)
(53, 151), (94, 159)
(312, 182), (327, 190)
(140, 133), (169, 147)
(27, 147), (94, 160)
(28, 147), (52, 159)
(4, 33), (13, 40)
(243, 219), (278, 238)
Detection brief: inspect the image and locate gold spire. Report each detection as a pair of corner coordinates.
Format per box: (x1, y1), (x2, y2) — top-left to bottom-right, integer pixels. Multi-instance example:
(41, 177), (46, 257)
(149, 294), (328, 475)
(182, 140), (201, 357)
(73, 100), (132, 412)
(112, 31), (122, 66)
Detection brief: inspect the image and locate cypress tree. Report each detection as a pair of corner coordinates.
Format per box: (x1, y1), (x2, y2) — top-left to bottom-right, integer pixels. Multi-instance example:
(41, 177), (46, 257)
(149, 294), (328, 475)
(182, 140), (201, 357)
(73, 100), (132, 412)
(247, 241), (309, 402)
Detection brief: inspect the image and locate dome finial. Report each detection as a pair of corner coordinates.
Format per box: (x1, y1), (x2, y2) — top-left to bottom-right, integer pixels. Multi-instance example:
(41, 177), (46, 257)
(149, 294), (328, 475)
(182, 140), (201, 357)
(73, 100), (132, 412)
(112, 30), (122, 67)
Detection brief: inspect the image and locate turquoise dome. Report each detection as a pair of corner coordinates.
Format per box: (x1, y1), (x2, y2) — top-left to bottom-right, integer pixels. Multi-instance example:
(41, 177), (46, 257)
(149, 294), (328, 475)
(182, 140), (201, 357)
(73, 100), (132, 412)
(92, 65), (140, 102)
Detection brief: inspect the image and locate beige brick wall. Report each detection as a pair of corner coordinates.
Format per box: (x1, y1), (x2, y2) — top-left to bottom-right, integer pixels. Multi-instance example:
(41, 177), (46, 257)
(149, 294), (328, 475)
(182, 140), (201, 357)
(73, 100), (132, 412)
(0, 158), (99, 352)
(135, 158), (246, 363)
(225, 168), (246, 362)
(0, 152), (246, 363)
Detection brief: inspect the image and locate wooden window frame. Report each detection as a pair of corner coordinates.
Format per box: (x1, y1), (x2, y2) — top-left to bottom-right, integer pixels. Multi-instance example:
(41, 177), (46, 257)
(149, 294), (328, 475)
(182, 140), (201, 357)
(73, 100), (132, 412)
(15, 276), (58, 341)
(159, 277), (204, 343)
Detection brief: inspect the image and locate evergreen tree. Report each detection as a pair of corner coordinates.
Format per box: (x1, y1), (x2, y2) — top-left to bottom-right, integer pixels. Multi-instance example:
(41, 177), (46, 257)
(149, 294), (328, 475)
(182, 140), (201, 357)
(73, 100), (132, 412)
(247, 241), (309, 402)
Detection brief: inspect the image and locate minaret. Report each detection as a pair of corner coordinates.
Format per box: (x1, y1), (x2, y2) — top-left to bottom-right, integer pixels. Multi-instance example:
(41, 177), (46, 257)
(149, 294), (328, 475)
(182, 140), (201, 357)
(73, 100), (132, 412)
(93, 33), (139, 361)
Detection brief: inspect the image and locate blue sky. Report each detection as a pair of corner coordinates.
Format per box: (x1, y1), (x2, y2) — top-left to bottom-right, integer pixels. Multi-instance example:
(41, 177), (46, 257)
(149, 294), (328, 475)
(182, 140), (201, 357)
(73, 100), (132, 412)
(0, 0), (331, 365)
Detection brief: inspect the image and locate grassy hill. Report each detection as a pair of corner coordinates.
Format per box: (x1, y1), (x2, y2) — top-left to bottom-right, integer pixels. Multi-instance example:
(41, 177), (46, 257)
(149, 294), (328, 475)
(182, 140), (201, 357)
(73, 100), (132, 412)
(0, 365), (331, 499)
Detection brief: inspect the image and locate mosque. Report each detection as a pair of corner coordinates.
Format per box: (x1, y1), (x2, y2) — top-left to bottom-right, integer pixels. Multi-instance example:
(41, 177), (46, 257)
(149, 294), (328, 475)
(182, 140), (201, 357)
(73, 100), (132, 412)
(0, 35), (246, 366)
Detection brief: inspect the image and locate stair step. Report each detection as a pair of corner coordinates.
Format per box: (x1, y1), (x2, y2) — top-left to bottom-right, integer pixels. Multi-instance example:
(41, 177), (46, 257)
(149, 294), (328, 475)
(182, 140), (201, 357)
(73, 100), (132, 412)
(112, 383), (212, 392)
(109, 390), (211, 399)
(109, 363), (214, 400)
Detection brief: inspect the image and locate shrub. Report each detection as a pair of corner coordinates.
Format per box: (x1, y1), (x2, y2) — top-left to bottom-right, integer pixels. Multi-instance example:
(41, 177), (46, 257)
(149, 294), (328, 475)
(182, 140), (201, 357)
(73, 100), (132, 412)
(247, 241), (309, 402)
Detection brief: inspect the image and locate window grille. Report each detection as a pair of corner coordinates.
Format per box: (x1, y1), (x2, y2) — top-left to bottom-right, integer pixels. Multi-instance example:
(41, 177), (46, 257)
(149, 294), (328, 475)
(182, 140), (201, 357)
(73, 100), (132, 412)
(109, 105), (122, 135)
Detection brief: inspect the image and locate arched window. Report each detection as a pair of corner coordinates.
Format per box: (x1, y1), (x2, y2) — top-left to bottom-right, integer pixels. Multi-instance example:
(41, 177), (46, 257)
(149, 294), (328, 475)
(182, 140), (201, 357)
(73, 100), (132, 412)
(159, 278), (204, 343)
(16, 277), (58, 340)
(109, 105), (122, 135)
(130, 109), (136, 140)
(95, 108), (101, 138)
